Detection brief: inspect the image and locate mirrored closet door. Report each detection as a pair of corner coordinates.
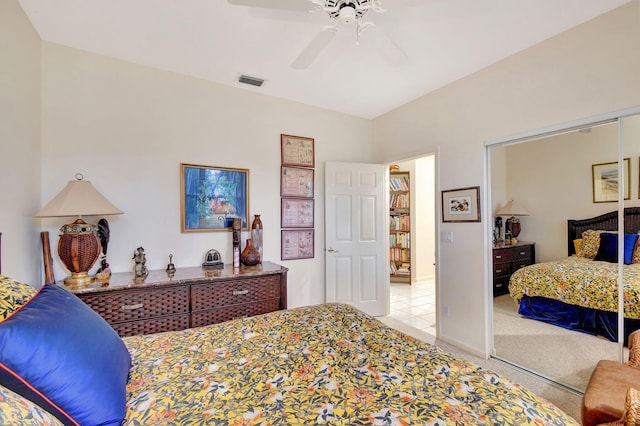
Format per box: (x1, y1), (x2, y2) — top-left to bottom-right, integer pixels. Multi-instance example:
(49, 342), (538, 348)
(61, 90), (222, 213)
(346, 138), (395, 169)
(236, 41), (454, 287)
(489, 110), (640, 392)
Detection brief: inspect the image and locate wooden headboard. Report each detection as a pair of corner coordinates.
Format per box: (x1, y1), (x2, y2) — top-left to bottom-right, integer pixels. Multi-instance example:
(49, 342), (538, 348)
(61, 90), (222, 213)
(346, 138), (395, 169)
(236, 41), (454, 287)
(567, 207), (640, 255)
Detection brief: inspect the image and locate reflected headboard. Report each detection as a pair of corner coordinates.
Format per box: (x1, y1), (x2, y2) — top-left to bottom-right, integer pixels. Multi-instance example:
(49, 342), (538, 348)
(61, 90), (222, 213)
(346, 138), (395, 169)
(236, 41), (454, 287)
(567, 207), (640, 256)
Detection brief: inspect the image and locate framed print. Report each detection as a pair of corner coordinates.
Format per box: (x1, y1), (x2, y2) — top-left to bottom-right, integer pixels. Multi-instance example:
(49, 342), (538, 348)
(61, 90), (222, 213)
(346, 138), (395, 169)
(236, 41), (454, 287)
(281, 229), (314, 260)
(281, 166), (314, 198)
(281, 197), (314, 228)
(592, 158), (630, 203)
(281, 134), (314, 168)
(180, 163), (250, 232)
(441, 186), (481, 223)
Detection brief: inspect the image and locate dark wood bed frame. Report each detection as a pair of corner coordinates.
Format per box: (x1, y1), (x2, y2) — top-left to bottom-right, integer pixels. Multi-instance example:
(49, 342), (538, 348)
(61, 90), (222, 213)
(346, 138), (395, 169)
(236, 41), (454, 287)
(567, 207), (640, 255)
(514, 207), (640, 344)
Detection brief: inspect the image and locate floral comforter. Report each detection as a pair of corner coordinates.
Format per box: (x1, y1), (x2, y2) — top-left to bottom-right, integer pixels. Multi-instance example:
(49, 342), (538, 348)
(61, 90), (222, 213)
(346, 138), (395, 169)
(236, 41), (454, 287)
(509, 256), (640, 319)
(122, 303), (577, 425)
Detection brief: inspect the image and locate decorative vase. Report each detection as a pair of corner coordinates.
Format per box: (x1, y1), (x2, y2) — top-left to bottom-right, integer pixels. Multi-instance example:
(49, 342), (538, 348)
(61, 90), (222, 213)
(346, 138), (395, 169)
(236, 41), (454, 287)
(241, 238), (260, 266)
(251, 214), (263, 263)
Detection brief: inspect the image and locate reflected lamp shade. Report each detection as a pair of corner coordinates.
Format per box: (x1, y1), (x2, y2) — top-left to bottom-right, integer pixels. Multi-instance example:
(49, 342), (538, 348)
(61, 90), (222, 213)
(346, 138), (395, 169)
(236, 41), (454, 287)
(496, 200), (530, 239)
(35, 174), (123, 286)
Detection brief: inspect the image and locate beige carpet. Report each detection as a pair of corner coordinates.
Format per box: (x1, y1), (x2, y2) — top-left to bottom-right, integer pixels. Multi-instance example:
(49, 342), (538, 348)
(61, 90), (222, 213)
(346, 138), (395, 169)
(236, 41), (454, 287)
(493, 294), (627, 392)
(380, 316), (583, 422)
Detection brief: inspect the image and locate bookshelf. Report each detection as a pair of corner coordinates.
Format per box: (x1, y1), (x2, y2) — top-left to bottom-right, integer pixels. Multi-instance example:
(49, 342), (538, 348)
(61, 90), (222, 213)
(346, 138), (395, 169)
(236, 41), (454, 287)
(389, 171), (411, 283)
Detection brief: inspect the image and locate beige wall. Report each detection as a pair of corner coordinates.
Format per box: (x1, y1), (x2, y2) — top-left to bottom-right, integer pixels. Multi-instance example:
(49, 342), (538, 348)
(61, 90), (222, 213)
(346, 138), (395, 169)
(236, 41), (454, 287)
(372, 1), (640, 355)
(39, 42), (373, 308)
(503, 119), (640, 263)
(0, 0), (42, 284)
(415, 155), (436, 281)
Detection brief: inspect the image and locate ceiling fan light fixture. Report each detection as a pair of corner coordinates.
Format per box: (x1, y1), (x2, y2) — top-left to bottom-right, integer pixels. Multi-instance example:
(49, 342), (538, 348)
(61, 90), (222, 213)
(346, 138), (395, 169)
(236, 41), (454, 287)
(339, 5), (356, 24)
(238, 74), (265, 87)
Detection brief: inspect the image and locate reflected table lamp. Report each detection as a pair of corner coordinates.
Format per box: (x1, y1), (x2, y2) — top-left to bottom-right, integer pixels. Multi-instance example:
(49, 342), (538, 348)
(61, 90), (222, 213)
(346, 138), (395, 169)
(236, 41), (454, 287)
(496, 200), (530, 243)
(35, 173), (123, 286)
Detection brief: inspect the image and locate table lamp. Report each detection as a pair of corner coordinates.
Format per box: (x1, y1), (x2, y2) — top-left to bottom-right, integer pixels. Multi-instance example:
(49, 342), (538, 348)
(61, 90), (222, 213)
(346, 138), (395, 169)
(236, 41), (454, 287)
(36, 174), (123, 286)
(496, 200), (529, 243)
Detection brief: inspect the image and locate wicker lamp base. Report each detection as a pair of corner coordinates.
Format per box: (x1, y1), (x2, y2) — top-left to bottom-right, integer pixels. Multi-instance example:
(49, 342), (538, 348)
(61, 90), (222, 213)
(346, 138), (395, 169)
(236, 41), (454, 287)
(58, 218), (101, 287)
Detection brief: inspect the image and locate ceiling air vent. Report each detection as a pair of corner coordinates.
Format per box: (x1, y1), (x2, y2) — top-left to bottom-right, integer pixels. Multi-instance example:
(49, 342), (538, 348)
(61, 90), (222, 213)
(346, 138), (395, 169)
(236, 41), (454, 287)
(238, 74), (264, 87)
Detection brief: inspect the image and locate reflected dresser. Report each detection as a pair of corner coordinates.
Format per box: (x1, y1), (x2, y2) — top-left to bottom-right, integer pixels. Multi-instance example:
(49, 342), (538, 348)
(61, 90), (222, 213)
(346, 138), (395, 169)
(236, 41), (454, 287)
(492, 241), (535, 297)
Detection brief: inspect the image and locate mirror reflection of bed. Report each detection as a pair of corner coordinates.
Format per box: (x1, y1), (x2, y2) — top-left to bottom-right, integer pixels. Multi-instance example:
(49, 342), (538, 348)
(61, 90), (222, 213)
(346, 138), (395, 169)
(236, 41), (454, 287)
(490, 112), (640, 392)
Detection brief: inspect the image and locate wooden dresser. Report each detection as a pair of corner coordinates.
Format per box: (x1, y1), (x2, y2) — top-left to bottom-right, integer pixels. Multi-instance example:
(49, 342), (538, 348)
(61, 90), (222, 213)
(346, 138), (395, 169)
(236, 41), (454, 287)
(492, 241), (535, 297)
(60, 261), (288, 337)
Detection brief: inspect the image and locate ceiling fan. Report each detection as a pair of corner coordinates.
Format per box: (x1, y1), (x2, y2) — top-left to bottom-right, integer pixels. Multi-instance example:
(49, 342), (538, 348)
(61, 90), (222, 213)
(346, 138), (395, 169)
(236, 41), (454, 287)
(227, 0), (407, 69)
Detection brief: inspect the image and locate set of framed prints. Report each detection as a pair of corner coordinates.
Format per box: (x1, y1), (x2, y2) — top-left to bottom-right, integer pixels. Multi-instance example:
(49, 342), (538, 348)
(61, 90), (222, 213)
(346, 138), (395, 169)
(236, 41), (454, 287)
(280, 134), (315, 260)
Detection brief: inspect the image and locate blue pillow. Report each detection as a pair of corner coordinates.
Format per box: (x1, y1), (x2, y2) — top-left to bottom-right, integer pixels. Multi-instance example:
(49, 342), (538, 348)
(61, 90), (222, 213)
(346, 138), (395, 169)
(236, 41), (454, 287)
(0, 284), (131, 426)
(594, 232), (639, 265)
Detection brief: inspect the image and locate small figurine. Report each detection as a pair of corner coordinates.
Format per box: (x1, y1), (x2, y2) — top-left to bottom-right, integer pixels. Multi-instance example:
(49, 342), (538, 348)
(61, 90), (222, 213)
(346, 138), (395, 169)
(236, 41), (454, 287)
(96, 256), (111, 283)
(166, 254), (176, 278)
(133, 246), (149, 281)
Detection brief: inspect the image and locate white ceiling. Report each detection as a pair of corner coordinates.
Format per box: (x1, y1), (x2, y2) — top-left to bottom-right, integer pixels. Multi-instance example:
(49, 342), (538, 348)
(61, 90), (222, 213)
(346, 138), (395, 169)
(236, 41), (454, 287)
(18, 0), (630, 119)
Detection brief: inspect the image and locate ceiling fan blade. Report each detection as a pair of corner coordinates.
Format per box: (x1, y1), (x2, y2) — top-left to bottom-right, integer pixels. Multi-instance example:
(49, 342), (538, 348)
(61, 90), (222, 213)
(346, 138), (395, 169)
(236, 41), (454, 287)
(367, 26), (407, 67)
(227, 0), (313, 12)
(291, 28), (336, 69)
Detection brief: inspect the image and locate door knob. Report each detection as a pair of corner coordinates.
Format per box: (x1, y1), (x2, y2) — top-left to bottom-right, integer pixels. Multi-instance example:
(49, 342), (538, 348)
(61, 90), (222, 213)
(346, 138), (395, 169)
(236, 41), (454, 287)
(327, 247), (339, 253)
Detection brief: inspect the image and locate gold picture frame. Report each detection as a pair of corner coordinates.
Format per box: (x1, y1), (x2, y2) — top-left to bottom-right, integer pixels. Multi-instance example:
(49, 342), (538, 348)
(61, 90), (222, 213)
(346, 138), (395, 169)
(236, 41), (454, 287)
(180, 163), (250, 232)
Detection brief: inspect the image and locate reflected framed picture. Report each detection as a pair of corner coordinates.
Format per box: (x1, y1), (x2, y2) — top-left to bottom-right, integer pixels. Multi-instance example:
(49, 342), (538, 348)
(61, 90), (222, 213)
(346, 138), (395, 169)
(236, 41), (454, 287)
(441, 186), (481, 222)
(281, 134), (314, 168)
(281, 229), (314, 260)
(180, 163), (250, 232)
(592, 158), (630, 203)
(281, 166), (314, 198)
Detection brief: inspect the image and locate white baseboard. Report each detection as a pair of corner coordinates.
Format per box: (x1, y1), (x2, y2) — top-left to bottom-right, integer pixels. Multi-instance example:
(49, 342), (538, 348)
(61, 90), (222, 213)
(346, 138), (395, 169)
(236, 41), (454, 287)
(436, 335), (489, 359)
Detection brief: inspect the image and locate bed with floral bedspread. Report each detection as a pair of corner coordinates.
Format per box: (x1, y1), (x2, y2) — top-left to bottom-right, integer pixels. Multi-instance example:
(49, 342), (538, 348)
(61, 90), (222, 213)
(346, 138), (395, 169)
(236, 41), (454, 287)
(509, 256), (640, 319)
(122, 303), (577, 425)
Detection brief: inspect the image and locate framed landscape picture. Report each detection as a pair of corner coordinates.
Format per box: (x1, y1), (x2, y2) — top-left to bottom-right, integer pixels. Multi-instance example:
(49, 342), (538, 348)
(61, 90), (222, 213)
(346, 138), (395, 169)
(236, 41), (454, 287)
(592, 158), (630, 203)
(180, 163), (250, 232)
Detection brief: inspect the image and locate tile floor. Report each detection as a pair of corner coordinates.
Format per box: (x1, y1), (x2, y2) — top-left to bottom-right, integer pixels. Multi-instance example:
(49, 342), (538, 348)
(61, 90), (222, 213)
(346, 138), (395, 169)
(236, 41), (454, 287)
(387, 279), (437, 337)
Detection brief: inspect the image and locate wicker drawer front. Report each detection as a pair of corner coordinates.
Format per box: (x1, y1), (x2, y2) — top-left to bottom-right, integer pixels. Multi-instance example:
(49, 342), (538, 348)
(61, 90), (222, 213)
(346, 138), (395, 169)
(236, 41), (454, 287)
(191, 299), (280, 328)
(112, 314), (190, 337)
(79, 286), (189, 324)
(191, 275), (280, 311)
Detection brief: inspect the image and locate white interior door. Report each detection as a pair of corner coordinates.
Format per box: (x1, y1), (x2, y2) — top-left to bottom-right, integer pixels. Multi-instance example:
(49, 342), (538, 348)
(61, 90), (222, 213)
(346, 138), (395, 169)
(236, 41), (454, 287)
(325, 161), (387, 316)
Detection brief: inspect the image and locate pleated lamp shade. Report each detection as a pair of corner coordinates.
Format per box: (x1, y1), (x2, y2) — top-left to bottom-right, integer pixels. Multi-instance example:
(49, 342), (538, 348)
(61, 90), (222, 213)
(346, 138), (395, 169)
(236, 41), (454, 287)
(36, 174), (122, 286)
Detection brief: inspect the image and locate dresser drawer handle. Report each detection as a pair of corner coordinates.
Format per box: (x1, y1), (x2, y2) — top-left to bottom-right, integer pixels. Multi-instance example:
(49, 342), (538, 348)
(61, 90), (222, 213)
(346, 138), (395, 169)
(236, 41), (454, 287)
(496, 269), (503, 274)
(519, 251), (526, 255)
(495, 255), (502, 259)
(233, 289), (249, 296)
(121, 303), (144, 311)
